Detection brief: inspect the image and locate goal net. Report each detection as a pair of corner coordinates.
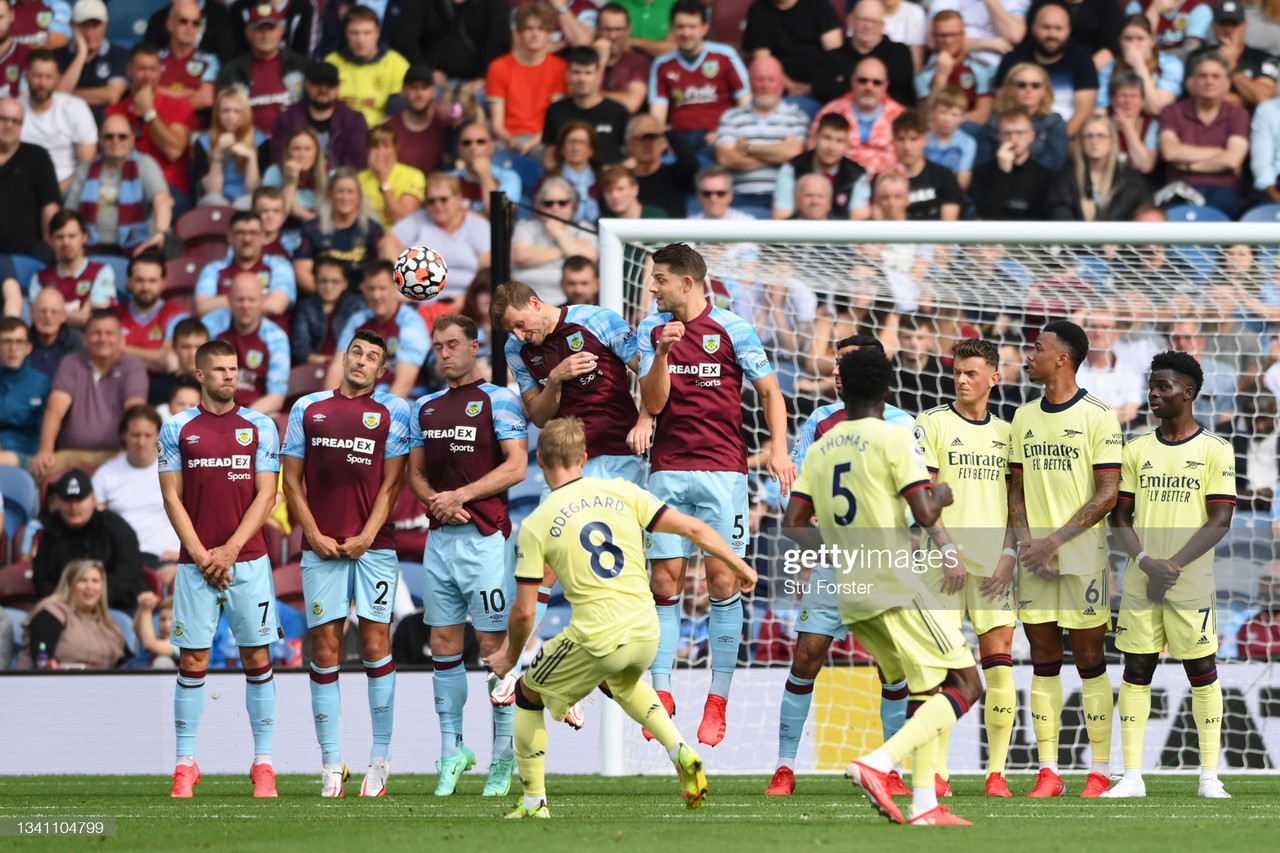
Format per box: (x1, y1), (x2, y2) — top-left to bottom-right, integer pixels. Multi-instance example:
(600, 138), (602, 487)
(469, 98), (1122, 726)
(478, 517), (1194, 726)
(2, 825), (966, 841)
(595, 219), (1280, 777)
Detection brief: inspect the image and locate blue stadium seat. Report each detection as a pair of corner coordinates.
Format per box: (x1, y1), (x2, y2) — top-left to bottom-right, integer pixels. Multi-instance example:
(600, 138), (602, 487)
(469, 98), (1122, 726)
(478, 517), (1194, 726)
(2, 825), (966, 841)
(4, 606), (22, 668)
(0, 466), (40, 558)
(106, 0), (171, 48)
(1241, 203), (1280, 222)
(7, 254), (42, 291)
(1165, 204), (1230, 223)
(89, 255), (131, 303)
(492, 153), (544, 207)
(398, 560), (424, 607)
(537, 602), (572, 639)
(109, 608), (138, 657)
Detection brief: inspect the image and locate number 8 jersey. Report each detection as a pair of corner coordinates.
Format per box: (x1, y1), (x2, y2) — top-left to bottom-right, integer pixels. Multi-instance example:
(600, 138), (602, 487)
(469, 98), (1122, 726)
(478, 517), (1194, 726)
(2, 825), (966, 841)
(515, 476), (669, 656)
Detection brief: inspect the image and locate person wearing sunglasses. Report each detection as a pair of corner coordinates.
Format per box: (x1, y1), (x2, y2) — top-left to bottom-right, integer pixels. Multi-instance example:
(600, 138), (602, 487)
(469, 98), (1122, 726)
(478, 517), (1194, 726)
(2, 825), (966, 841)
(976, 61), (1068, 170)
(810, 55), (905, 178)
(992, 3), (1098, 138)
(156, 0), (217, 114)
(810, 0), (915, 107)
(625, 111), (698, 217)
(446, 121), (522, 217)
(511, 176), (598, 305)
(690, 165), (754, 220)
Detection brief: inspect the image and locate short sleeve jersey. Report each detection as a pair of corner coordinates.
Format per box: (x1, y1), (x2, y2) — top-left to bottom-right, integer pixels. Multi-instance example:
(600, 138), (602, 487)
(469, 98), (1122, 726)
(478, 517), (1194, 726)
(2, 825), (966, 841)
(335, 304), (430, 371)
(1125, 0), (1213, 50)
(158, 48), (220, 93)
(280, 389), (412, 549)
(115, 299), (190, 350)
(200, 312), (290, 404)
(157, 405), (281, 563)
(31, 259), (116, 311)
(195, 255), (298, 307)
(506, 304), (639, 459)
(649, 42), (750, 132)
(791, 402), (914, 470)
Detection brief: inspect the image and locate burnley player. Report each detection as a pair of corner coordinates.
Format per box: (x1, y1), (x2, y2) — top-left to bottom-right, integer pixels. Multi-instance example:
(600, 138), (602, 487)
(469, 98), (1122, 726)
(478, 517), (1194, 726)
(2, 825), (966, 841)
(491, 417), (758, 819)
(409, 314), (528, 797)
(1009, 321), (1122, 798)
(914, 338), (1018, 798)
(158, 340), (282, 799)
(281, 330), (412, 798)
(1106, 352), (1234, 800)
(638, 241), (795, 746)
(785, 348), (982, 826)
(767, 333), (914, 797)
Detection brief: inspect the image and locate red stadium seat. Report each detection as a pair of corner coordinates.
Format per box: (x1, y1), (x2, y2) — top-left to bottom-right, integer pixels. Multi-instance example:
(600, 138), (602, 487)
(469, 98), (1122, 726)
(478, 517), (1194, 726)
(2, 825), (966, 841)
(273, 561), (304, 606)
(176, 206), (235, 244)
(183, 240), (229, 266)
(288, 362), (330, 402)
(165, 257), (203, 295)
(263, 521), (285, 568)
(166, 293), (194, 314)
(709, 0), (752, 48)
(142, 565), (165, 598)
(0, 562), (36, 610)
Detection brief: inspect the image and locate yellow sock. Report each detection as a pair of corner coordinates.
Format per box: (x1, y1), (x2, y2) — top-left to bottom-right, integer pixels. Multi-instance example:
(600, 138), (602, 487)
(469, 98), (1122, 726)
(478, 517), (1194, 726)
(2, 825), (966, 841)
(882, 692), (965, 766)
(613, 678), (685, 752)
(514, 706), (547, 799)
(983, 661), (1016, 775)
(1192, 681), (1223, 772)
(1030, 668), (1062, 766)
(934, 725), (951, 782)
(1118, 679), (1151, 770)
(1080, 670), (1113, 765)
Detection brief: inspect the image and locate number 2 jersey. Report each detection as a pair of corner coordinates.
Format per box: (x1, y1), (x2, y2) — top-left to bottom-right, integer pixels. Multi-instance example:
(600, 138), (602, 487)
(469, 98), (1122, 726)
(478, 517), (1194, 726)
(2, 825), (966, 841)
(515, 476), (668, 656)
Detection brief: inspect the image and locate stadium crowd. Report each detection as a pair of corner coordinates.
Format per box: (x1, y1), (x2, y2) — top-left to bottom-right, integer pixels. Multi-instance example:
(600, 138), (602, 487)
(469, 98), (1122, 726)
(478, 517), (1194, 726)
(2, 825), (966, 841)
(3, 0), (1280, 671)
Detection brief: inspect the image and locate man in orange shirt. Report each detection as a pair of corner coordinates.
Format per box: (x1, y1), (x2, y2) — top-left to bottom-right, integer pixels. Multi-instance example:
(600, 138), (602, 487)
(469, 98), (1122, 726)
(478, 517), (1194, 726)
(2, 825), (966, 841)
(485, 3), (566, 156)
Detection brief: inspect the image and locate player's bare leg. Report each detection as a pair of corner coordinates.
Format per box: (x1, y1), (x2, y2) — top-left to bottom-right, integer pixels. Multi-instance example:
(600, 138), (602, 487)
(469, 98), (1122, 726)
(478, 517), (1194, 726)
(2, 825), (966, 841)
(172, 647), (209, 798)
(309, 618), (348, 797)
(697, 553), (746, 746)
(431, 624), (478, 795)
(977, 625), (1017, 797)
(358, 617), (395, 796)
(647, 555), (689, 738)
(1068, 624), (1113, 797)
(1023, 621), (1067, 798)
(241, 644), (278, 798)
(477, 630), (517, 796)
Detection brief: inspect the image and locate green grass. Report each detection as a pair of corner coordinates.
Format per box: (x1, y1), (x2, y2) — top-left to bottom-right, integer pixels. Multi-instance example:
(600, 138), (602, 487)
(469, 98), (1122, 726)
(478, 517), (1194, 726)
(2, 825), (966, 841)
(1, 774), (1277, 852)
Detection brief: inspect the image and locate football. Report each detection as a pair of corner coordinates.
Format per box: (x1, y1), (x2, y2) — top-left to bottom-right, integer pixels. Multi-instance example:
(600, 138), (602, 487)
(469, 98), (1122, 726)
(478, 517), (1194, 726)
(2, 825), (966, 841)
(393, 246), (448, 301)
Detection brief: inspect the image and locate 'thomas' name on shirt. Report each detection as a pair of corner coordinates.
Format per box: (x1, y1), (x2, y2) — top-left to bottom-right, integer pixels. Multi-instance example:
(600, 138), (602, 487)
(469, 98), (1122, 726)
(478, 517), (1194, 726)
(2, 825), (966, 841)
(1010, 388), (1122, 576)
(515, 476), (668, 657)
(1118, 427), (1235, 603)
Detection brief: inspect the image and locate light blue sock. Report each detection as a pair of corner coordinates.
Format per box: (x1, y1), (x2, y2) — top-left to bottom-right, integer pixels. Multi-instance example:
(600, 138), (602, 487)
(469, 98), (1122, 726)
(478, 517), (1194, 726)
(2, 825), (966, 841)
(364, 655), (396, 763)
(881, 679), (909, 742)
(309, 663), (342, 766)
(708, 593), (742, 699)
(779, 675), (816, 761)
(533, 586), (551, 635)
(493, 701), (515, 761)
(433, 653), (467, 756)
(652, 595), (680, 693)
(174, 667), (206, 758)
(244, 664), (276, 756)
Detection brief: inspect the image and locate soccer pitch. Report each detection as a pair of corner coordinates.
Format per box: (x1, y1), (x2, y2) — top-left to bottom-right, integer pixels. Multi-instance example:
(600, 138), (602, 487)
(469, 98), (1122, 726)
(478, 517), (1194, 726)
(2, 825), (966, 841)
(2, 775), (1277, 852)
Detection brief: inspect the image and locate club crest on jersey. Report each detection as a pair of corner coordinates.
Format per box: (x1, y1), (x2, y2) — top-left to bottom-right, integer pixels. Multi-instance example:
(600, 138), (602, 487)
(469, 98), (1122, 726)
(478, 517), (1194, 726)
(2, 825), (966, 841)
(246, 349), (264, 369)
(959, 71), (975, 89)
(37, 10), (53, 27)
(702, 334), (720, 354)
(187, 60), (205, 76)
(76, 280), (91, 296)
(5, 67), (17, 83)
(702, 59), (719, 78)
(236, 428), (254, 446)
(363, 412), (382, 429)
(466, 401), (483, 417)
(149, 326), (163, 341)
(567, 331), (584, 351)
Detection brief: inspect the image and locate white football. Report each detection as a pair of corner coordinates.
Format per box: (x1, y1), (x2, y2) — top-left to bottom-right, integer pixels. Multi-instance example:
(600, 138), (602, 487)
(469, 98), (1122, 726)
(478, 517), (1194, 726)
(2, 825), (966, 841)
(394, 246), (448, 301)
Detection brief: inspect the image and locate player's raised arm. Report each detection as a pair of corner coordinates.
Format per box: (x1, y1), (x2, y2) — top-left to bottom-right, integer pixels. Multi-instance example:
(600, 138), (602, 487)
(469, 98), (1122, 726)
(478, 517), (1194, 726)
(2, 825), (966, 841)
(651, 508), (758, 592)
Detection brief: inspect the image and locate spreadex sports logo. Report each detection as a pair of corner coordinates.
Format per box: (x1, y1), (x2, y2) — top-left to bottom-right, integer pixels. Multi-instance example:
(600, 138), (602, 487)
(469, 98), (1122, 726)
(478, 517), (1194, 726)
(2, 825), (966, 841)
(669, 362), (721, 387)
(423, 425), (478, 452)
(312, 436), (376, 465)
(188, 454), (252, 480)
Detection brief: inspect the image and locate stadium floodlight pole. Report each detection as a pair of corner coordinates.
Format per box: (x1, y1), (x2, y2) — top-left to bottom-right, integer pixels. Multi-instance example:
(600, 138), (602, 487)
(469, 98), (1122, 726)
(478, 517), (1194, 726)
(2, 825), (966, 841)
(490, 190), (513, 388)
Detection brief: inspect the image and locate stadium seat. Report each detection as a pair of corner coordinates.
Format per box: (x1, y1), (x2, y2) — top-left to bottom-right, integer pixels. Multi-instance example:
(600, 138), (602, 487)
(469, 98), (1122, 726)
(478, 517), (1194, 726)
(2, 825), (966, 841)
(1165, 204), (1230, 222)
(7, 254), (42, 291)
(709, 0), (752, 46)
(398, 560), (424, 606)
(273, 561), (305, 606)
(176, 205), (236, 245)
(165, 257), (203, 295)
(492, 153), (544, 206)
(142, 566), (165, 598)
(1241, 203), (1280, 222)
(4, 605), (23, 666)
(109, 608), (139, 657)
(0, 466), (39, 561)
(0, 562), (36, 610)
(105, 0), (170, 47)
(166, 293), (194, 314)
(288, 363), (330, 402)
(184, 240), (230, 266)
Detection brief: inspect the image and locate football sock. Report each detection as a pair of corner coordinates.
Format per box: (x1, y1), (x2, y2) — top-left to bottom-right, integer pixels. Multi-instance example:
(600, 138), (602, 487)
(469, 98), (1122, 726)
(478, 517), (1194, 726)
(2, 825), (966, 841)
(778, 675), (815, 761)
(513, 706), (547, 799)
(1191, 668), (1223, 774)
(244, 664), (276, 756)
(533, 586), (551, 635)
(309, 662), (342, 766)
(433, 653), (467, 757)
(652, 595), (679, 694)
(1119, 670), (1152, 771)
(875, 688), (971, 768)
(492, 691), (515, 761)
(934, 725), (951, 782)
(982, 654), (1016, 776)
(880, 679), (909, 742)
(708, 593), (742, 698)
(910, 727), (939, 816)
(613, 675), (683, 752)
(1079, 662), (1112, 768)
(174, 667), (207, 758)
(1031, 659), (1063, 769)
(364, 655), (396, 763)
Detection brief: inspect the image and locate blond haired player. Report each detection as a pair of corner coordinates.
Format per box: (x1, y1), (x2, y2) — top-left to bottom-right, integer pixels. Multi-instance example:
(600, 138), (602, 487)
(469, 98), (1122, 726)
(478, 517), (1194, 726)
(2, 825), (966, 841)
(914, 337), (1018, 798)
(489, 417), (757, 818)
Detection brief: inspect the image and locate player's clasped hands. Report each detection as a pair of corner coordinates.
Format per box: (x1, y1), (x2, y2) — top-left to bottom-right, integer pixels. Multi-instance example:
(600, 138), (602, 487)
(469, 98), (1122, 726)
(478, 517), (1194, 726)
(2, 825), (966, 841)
(1141, 556), (1183, 603)
(1017, 537), (1059, 579)
(199, 544), (239, 590)
(427, 490), (471, 525)
(979, 552), (1016, 601)
(308, 532), (343, 561)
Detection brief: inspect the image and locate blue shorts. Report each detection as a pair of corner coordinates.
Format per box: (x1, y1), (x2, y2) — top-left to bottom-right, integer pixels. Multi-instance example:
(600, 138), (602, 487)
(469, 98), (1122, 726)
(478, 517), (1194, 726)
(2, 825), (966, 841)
(171, 555), (280, 649)
(300, 548), (399, 629)
(423, 524), (514, 632)
(794, 565), (848, 641)
(540, 454), (646, 499)
(645, 469), (748, 560)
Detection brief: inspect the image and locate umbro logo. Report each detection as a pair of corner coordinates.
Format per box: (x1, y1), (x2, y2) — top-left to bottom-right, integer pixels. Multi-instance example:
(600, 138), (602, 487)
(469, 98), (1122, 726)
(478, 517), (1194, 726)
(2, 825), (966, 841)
(1063, 429), (1083, 438)
(1197, 635), (1211, 645)
(951, 437), (964, 446)
(185, 435), (200, 444)
(1024, 429), (1034, 439)
(312, 413), (326, 422)
(1142, 461), (1153, 470)
(530, 356), (543, 364)
(1185, 460), (1204, 469)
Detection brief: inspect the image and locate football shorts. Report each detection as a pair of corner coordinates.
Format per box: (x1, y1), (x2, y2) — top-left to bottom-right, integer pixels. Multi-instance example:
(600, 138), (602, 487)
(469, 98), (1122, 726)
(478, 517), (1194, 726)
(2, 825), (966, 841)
(300, 548), (399, 628)
(423, 524), (514, 631)
(644, 469), (747, 560)
(172, 555), (280, 649)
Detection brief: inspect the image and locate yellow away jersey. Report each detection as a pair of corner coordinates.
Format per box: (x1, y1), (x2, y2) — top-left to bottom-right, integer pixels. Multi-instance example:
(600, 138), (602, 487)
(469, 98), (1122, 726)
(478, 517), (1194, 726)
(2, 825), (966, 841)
(1119, 428), (1235, 602)
(515, 476), (666, 655)
(1010, 390), (1123, 576)
(792, 417), (933, 621)
(914, 404), (1013, 577)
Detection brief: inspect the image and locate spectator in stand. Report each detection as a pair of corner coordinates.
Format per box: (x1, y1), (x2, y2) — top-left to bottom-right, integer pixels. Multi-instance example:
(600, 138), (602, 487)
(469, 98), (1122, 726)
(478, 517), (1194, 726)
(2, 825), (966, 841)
(0, 316), (48, 468)
(977, 62), (1069, 169)
(1127, 0), (1212, 59)
(191, 87), (268, 208)
(296, 167), (384, 294)
(690, 164), (755, 220)
(1238, 562), (1280, 659)
(925, 87), (978, 191)
(156, 0), (217, 115)
(0, 0), (30, 100)
(510, 176), (597, 304)
(892, 108), (963, 220)
(253, 186), (293, 257)
(1109, 68), (1163, 173)
(263, 125), (328, 223)
(131, 591), (175, 668)
(625, 111), (697, 215)
(28, 287), (81, 380)
(325, 5), (409, 128)
(20, 558), (128, 669)
(53, 0), (128, 123)
(972, 108), (1055, 218)
(1074, 307), (1143, 425)
(916, 10), (995, 126)
(0, 97), (59, 263)
(358, 124), (424, 229)
(228, 0), (317, 59)
(1160, 50), (1251, 217)
(1169, 319), (1237, 431)
(649, 0), (750, 163)
(1251, 87), (1280, 201)
(383, 172), (491, 297)
(92, 404), (181, 585)
(714, 57), (809, 215)
(812, 0), (915, 106)
(448, 121), (522, 217)
(29, 211), (114, 331)
(384, 65), (448, 177)
(1232, 392), (1277, 522)
(742, 0), (843, 100)
(116, 248), (188, 381)
(546, 120), (603, 221)
(595, 3), (650, 113)
(544, 46), (631, 164)
(1097, 15), (1184, 115)
(930, 0), (1029, 70)
(892, 312), (954, 412)
(217, 2), (306, 135)
(290, 254), (363, 365)
(195, 210), (295, 318)
(0, 256), (17, 317)
(32, 308), (147, 478)
(1047, 113), (1153, 219)
(1028, 0), (1124, 67)
(774, 112), (871, 218)
(200, 271), (289, 413)
(10, 0), (70, 49)
(271, 61), (368, 172)
(790, 172), (839, 219)
(600, 163), (665, 217)
(994, 3), (1099, 137)
(1243, 0), (1280, 55)
(1210, 0), (1279, 109)
(326, 259), (429, 398)
(881, 0), (928, 71)
(407, 0), (510, 89)
(811, 56), (905, 177)
(143, 0), (235, 64)
(560, 255), (600, 305)
(487, 3), (567, 156)
(19, 48), (93, 190)
(150, 316), (206, 410)
(315, 0), (415, 62)
(612, 0), (682, 57)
